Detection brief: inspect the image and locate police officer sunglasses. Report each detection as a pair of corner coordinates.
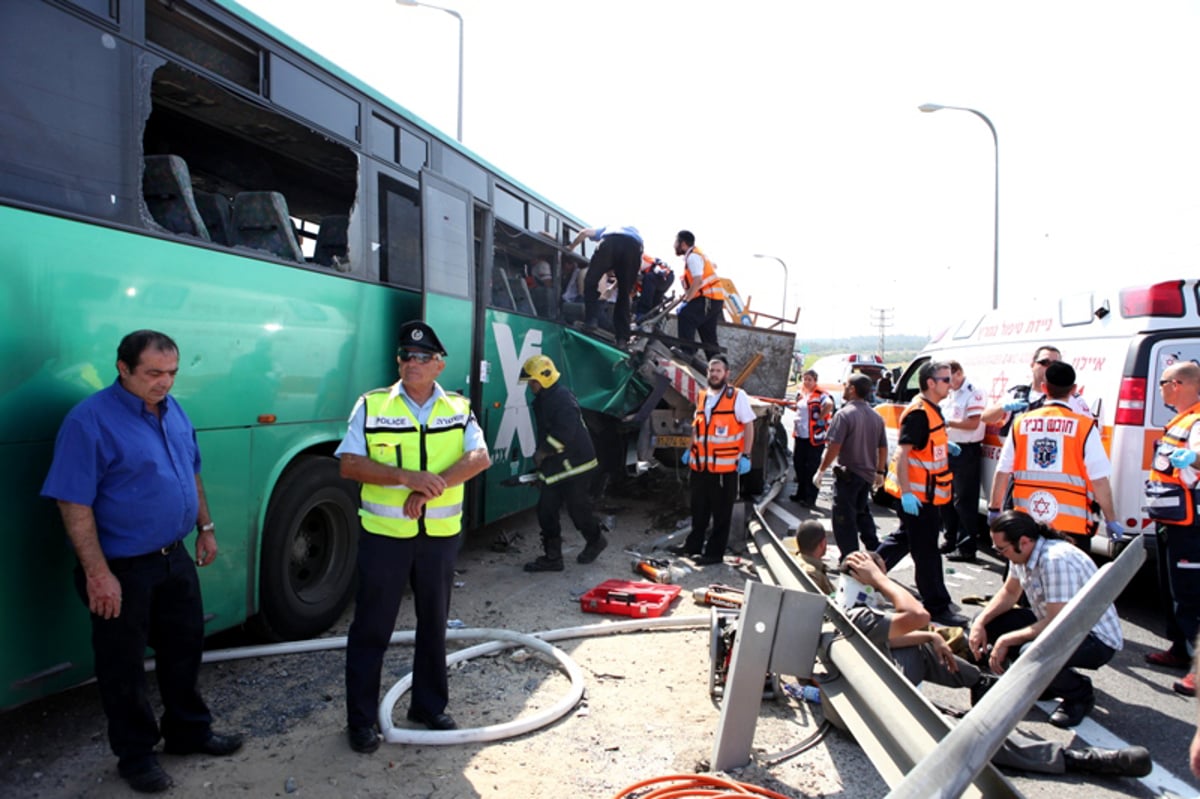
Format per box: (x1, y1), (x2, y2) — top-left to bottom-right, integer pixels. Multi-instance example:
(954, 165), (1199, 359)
(398, 351), (440, 363)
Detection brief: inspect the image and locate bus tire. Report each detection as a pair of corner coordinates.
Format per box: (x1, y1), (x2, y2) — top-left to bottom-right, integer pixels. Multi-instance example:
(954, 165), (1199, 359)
(256, 455), (359, 641)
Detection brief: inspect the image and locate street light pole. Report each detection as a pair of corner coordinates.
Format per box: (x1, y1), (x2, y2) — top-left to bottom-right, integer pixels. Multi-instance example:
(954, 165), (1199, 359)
(396, 0), (464, 143)
(918, 103), (999, 310)
(752, 253), (789, 318)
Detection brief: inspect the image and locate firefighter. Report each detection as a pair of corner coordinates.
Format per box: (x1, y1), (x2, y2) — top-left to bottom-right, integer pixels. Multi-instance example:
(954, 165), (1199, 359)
(519, 354), (608, 572)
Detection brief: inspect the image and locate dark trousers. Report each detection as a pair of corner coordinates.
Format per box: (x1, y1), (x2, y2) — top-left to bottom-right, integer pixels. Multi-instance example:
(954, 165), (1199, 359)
(76, 544), (212, 775)
(345, 531), (459, 728)
(979, 608), (1115, 701)
(634, 272), (669, 319)
(792, 440), (824, 504)
(830, 470), (879, 558)
(941, 442), (983, 553)
(685, 470), (740, 558)
(1157, 524), (1200, 656)
(584, 234), (642, 344)
(536, 474), (601, 560)
(877, 502), (952, 615)
(677, 297), (724, 360)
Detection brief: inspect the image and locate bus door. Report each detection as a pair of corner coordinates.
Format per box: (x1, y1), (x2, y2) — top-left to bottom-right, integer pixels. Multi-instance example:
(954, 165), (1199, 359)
(419, 171), (477, 396)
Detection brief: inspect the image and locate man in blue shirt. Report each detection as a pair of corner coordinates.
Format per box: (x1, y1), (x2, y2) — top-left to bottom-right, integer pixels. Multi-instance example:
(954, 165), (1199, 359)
(568, 224), (644, 347)
(41, 330), (242, 794)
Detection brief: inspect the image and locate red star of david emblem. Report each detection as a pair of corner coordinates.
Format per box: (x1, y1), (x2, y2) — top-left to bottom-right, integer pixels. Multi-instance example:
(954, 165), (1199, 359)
(989, 373), (1009, 404)
(1031, 496), (1054, 516)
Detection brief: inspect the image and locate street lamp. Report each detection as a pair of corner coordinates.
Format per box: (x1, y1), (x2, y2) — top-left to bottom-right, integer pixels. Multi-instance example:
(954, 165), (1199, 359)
(918, 103), (999, 309)
(396, 0), (464, 143)
(752, 253), (789, 318)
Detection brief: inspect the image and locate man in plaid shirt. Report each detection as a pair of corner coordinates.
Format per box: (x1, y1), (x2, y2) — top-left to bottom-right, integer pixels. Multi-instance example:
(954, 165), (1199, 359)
(967, 510), (1123, 729)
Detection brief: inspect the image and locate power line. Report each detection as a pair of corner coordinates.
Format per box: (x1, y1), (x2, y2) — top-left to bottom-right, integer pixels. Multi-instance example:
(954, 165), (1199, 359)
(870, 307), (894, 360)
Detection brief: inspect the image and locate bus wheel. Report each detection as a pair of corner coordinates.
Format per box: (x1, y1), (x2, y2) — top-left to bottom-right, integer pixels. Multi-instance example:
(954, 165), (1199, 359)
(256, 455), (358, 641)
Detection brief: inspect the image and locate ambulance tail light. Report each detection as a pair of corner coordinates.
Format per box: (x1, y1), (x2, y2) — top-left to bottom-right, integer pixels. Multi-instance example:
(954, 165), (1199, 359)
(1115, 377), (1146, 426)
(1119, 280), (1185, 318)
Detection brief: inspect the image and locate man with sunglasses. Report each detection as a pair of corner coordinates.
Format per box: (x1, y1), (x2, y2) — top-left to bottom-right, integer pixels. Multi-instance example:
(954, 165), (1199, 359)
(981, 346), (1091, 430)
(337, 321), (490, 753)
(879, 361), (968, 627)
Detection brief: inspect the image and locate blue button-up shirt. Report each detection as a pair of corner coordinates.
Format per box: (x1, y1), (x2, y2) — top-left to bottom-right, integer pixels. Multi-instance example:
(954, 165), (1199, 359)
(591, 225), (643, 245)
(41, 381), (201, 558)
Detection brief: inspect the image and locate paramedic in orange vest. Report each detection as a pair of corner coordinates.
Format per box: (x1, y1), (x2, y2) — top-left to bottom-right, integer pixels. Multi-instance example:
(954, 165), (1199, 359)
(337, 321), (490, 753)
(790, 369), (834, 507)
(879, 361), (967, 627)
(987, 361), (1120, 547)
(1143, 361), (1200, 697)
(674, 230), (725, 361)
(668, 355), (756, 565)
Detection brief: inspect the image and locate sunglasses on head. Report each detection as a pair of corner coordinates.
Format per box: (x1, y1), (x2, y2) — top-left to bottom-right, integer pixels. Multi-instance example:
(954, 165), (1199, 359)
(398, 351), (440, 363)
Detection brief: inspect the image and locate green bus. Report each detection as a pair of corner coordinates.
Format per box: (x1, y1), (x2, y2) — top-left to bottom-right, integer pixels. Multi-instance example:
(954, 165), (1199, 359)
(0, 0), (648, 710)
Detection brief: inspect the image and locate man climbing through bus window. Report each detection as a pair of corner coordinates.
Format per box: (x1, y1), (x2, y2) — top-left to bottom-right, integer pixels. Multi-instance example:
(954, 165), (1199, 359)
(519, 354), (608, 572)
(1143, 360), (1200, 695)
(568, 225), (643, 348)
(987, 361), (1121, 548)
(879, 361), (969, 627)
(337, 321), (490, 752)
(674, 230), (725, 362)
(669, 355), (755, 565)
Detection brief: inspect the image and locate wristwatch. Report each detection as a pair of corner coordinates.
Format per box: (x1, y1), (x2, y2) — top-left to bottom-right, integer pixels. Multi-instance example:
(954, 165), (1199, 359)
(199, 522), (215, 533)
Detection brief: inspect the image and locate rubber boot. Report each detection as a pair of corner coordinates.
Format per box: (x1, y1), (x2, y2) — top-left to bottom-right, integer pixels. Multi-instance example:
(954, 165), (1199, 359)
(525, 536), (563, 572)
(1062, 745), (1152, 777)
(577, 534), (608, 564)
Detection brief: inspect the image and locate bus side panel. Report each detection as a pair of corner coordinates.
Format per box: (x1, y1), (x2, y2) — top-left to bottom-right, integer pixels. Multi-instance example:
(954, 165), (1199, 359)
(194, 428), (253, 629)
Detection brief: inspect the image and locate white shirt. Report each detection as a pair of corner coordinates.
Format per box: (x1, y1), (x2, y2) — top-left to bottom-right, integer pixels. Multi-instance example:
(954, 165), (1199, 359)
(704, 385), (756, 425)
(941, 379), (986, 444)
(997, 400), (1111, 479)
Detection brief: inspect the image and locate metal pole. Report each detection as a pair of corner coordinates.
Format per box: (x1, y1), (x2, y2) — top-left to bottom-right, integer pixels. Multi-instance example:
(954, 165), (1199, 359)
(753, 254), (789, 318)
(396, 1), (464, 142)
(918, 104), (999, 309)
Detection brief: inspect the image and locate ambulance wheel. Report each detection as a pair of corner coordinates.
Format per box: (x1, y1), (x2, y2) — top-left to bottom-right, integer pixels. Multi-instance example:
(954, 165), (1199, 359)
(255, 455), (359, 641)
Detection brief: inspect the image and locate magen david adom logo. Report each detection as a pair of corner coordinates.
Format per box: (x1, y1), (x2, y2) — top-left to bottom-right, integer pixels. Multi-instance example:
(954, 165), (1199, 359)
(1027, 490), (1060, 524)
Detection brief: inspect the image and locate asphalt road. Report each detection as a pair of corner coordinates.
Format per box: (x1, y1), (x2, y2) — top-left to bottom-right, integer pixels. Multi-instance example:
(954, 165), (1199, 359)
(764, 475), (1200, 799)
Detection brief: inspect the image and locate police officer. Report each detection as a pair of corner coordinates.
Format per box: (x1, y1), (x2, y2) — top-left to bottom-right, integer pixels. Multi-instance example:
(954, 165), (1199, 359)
(519, 354), (608, 572)
(337, 321), (490, 753)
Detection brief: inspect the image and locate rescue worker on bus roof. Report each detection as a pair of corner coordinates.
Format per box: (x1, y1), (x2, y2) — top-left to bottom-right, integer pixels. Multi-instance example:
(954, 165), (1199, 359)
(1143, 360), (1200, 695)
(879, 361), (969, 627)
(986, 361), (1122, 546)
(674, 230), (725, 362)
(518, 354), (608, 572)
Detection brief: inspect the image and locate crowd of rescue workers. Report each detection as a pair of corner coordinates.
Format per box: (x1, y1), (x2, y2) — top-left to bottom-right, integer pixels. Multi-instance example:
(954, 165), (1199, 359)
(34, 224), (1200, 792)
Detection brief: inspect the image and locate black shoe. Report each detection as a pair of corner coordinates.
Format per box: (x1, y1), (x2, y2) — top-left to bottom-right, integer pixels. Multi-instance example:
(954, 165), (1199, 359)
(122, 761), (173, 794)
(946, 551), (978, 564)
(407, 708), (458, 730)
(930, 610), (970, 627)
(1049, 694), (1095, 728)
(577, 534), (608, 564)
(163, 731), (244, 757)
(694, 554), (724, 566)
(938, 540), (958, 554)
(1062, 745), (1152, 777)
(523, 556), (564, 572)
(969, 672), (998, 706)
(667, 544), (701, 557)
(789, 493), (803, 502)
(348, 725), (380, 754)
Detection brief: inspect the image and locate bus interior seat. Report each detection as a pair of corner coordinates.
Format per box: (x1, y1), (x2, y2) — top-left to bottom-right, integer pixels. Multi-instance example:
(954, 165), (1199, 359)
(231, 191), (305, 262)
(491, 268), (515, 310)
(531, 285), (555, 318)
(509, 274), (536, 315)
(314, 214), (349, 266)
(193, 190), (233, 246)
(142, 155), (210, 241)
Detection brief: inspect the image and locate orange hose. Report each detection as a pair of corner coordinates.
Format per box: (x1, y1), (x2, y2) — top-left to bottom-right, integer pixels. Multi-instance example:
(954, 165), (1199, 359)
(610, 774), (793, 799)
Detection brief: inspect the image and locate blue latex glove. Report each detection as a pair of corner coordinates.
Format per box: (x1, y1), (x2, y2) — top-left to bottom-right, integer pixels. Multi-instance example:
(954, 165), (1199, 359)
(681, 450), (691, 466)
(1105, 520), (1125, 542)
(987, 509), (1001, 528)
(1003, 400), (1029, 413)
(900, 492), (921, 515)
(677, 301), (688, 313)
(737, 454), (751, 475)
(947, 441), (962, 457)
(1170, 447), (1198, 469)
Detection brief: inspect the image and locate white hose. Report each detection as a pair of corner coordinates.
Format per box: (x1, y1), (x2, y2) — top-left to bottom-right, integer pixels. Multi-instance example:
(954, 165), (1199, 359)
(189, 614), (710, 745)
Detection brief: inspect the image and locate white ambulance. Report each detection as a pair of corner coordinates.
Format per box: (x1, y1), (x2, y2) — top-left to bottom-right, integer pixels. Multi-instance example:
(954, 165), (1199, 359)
(880, 278), (1200, 558)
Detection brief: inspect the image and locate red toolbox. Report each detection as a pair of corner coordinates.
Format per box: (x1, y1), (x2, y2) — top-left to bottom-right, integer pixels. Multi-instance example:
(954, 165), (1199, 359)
(580, 579), (682, 618)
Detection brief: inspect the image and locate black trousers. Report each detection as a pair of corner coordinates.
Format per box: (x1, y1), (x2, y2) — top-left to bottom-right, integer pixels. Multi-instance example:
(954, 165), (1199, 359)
(684, 470), (740, 558)
(345, 531), (459, 729)
(978, 608), (1115, 701)
(76, 543), (212, 775)
(877, 502), (953, 615)
(677, 297), (724, 360)
(830, 470), (879, 557)
(1157, 524), (1200, 657)
(584, 234), (642, 344)
(792, 440), (824, 504)
(941, 442), (983, 553)
(537, 473), (601, 559)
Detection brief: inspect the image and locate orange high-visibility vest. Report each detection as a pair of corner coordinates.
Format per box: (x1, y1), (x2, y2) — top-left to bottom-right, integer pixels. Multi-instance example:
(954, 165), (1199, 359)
(885, 397), (952, 505)
(1010, 403), (1098, 535)
(681, 247), (726, 301)
(794, 389), (832, 444)
(689, 386), (745, 473)
(1146, 401), (1200, 526)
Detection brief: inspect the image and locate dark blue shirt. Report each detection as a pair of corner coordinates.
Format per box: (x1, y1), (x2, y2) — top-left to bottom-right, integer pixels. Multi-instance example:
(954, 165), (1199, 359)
(41, 380), (201, 558)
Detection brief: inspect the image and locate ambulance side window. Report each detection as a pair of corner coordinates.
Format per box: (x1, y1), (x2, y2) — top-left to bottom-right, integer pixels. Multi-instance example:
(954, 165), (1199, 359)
(894, 358), (929, 404)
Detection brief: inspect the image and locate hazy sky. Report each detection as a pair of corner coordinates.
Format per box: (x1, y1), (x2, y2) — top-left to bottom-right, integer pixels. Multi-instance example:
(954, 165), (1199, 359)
(237, 0), (1200, 342)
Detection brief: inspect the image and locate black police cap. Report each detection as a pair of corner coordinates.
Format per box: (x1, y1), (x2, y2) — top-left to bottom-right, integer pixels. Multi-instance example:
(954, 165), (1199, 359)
(397, 320), (447, 355)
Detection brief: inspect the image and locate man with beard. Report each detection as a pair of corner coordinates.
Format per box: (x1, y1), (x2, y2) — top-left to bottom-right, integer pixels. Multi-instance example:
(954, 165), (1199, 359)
(669, 355), (755, 565)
